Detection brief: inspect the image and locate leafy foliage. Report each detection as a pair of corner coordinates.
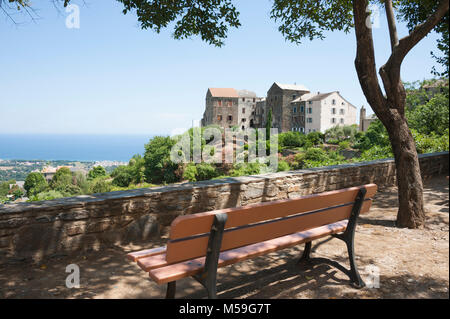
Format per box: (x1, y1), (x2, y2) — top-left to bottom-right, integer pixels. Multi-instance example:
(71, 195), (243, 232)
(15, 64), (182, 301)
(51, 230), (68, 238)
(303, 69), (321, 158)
(144, 136), (179, 184)
(88, 166), (107, 180)
(397, 0), (449, 76)
(271, 0), (354, 43)
(24, 172), (47, 196)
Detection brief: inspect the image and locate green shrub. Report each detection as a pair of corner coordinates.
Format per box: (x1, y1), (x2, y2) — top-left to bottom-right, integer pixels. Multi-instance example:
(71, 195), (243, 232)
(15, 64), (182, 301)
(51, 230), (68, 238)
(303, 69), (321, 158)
(305, 131), (324, 146)
(278, 132), (306, 148)
(230, 162), (264, 177)
(90, 178), (113, 194)
(88, 166), (107, 180)
(358, 145), (394, 161)
(195, 163), (219, 181)
(144, 136), (179, 184)
(24, 172), (48, 196)
(111, 166), (133, 187)
(277, 160), (290, 172)
(338, 141), (351, 150)
(29, 190), (65, 202)
(304, 148), (328, 162)
(413, 129), (449, 153)
(183, 163), (198, 182)
(50, 167), (73, 191)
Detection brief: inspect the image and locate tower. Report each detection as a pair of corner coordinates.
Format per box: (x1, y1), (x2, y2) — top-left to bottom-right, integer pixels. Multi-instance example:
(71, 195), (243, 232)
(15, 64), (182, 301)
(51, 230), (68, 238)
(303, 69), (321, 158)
(359, 106), (366, 131)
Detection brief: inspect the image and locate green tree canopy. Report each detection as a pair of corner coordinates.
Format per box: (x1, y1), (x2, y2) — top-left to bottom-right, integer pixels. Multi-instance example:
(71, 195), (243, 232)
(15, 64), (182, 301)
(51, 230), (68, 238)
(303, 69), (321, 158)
(24, 172), (48, 197)
(88, 166), (107, 180)
(144, 136), (178, 184)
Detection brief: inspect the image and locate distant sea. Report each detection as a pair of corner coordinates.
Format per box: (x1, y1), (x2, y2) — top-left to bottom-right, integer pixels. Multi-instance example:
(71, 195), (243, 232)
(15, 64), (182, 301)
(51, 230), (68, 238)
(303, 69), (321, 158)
(0, 134), (156, 162)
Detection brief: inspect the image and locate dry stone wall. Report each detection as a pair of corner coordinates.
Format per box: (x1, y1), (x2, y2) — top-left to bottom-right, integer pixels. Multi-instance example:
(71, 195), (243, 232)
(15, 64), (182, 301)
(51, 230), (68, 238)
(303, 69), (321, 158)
(0, 152), (448, 263)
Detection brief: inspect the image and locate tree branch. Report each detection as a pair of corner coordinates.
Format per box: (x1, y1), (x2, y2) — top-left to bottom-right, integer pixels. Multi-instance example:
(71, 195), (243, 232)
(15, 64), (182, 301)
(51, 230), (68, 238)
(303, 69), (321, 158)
(352, 0), (388, 121)
(393, 0), (449, 65)
(379, 0), (449, 114)
(385, 0), (399, 51)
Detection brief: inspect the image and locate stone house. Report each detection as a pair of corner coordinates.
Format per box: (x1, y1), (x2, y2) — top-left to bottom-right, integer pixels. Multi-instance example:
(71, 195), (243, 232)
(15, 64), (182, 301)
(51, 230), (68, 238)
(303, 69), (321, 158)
(201, 88), (263, 129)
(303, 91), (357, 133)
(265, 83), (311, 133)
(201, 83), (358, 133)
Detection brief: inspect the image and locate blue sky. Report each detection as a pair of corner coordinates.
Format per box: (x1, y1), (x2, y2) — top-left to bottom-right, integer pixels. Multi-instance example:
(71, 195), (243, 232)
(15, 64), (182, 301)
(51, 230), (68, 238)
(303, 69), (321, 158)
(0, 0), (443, 135)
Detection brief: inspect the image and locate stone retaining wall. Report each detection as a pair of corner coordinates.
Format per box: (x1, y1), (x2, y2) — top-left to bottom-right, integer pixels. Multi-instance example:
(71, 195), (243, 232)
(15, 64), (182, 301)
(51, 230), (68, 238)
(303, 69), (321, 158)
(0, 152), (448, 262)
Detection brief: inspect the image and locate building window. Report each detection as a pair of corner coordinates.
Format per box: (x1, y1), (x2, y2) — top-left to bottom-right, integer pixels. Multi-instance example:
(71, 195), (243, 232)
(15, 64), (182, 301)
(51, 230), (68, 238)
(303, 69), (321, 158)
(242, 108), (245, 114)
(242, 126), (245, 130)
(332, 108), (336, 114)
(218, 100), (222, 107)
(308, 108), (312, 114)
(228, 115), (232, 121)
(217, 115), (222, 121)
(292, 94), (297, 100)
(307, 118), (312, 123)
(300, 106), (304, 113)
(293, 107), (297, 113)
(331, 118), (336, 124)
(308, 101), (312, 105)
(340, 118), (344, 124)
(332, 99), (336, 105)
(340, 109), (345, 115)
(228, 100), (232, 107)
(242, 118), (246, 122)
(253, 98), (256, 102)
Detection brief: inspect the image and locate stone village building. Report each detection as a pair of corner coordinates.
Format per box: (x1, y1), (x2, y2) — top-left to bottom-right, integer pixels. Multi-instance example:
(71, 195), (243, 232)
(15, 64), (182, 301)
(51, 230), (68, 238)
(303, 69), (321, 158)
(201, 82), (358, 133)
(201, 88), (264, 130)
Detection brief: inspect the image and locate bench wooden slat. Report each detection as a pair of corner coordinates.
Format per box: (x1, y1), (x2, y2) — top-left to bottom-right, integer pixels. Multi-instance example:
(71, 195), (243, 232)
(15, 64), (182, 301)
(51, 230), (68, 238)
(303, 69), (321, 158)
(137, 253), (169, 271)
(126, 246), (166, 262)
(166, 199), (372, 263)
(149, 220), (348, 284)
(169, 184), (377, 240)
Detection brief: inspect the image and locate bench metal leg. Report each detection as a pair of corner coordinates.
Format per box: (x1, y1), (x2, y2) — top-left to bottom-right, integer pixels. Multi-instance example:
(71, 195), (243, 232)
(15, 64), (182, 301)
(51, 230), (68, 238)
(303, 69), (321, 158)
(346, 238), (365, 288)
(165, 281), (176, 299)
(205, 280), (218, 299)
(194, 213), (228, 299)
(331, 187), (367, 288)
(298, 241), (312, 262)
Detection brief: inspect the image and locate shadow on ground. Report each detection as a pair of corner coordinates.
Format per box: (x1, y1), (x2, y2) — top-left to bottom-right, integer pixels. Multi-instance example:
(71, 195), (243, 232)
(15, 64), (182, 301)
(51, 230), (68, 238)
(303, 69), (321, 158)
(0, 176), (448, 299)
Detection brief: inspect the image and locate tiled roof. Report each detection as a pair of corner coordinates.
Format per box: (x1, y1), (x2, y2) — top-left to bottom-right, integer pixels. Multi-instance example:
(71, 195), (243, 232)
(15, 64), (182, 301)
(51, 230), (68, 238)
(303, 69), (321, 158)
(209, 88), (239, 98)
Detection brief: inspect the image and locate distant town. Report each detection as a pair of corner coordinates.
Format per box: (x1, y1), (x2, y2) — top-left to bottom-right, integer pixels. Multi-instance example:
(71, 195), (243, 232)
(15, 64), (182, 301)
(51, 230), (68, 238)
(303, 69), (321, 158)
(0, 159), (127, 202)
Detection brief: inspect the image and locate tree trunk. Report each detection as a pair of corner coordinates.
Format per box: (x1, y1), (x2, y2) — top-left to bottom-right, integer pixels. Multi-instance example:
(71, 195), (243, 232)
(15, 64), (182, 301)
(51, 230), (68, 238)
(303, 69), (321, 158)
(385, 115), (425, 228)
(351, 0), (440, 229)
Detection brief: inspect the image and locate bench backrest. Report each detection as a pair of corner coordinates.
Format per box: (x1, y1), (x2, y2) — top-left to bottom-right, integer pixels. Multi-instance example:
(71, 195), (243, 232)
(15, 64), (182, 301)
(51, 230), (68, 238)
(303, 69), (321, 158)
(165, 184), (377, 263)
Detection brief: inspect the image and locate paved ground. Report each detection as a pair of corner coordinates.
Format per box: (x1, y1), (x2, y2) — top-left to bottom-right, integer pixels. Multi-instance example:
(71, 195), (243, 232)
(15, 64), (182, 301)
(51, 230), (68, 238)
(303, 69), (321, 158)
(0, 176), (448, 299)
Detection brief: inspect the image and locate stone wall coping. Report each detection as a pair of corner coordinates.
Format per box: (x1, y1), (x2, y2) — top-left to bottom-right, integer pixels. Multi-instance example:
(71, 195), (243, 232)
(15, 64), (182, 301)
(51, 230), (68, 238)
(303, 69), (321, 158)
(0, 151), (448, 215)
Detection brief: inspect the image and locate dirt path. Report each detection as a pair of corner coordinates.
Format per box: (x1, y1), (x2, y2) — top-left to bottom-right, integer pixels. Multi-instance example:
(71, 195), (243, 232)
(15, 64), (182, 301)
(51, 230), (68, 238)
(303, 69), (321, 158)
(0, 176), (448, 299)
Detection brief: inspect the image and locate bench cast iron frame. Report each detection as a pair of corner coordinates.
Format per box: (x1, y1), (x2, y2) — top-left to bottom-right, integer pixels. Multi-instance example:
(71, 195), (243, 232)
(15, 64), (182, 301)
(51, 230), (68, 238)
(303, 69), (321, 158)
(165, 187), (367, 299)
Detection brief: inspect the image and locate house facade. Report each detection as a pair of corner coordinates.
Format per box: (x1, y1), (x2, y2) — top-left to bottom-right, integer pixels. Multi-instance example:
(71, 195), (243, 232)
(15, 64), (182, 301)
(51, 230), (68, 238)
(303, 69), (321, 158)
(304, 91), (358, 133)
(201, 88), (263, 129)
(266, 83), (311, 133)
(201, 83), (357, 133)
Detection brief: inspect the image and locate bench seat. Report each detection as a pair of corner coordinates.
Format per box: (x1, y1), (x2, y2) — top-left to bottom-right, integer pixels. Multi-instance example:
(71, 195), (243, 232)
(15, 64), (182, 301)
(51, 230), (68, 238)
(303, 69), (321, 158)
(128, 220), (348, 284)
(126, 184), (377, 298)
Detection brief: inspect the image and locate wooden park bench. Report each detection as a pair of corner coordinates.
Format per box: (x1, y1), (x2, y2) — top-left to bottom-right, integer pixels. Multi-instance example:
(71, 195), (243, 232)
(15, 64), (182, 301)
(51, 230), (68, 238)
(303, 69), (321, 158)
(127, 184), (377, 299)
